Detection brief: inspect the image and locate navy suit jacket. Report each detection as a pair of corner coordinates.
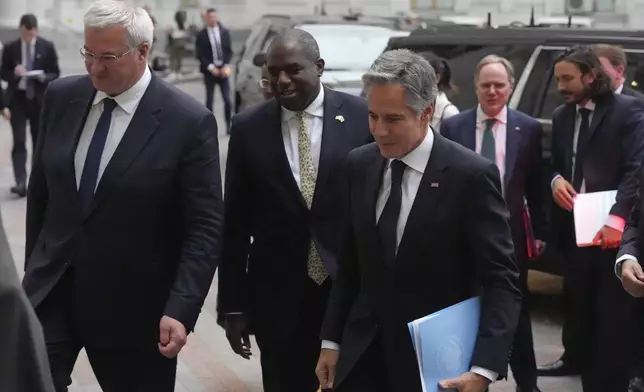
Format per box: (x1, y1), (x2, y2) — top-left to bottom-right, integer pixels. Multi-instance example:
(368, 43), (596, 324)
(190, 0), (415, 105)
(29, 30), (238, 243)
(218, 87), (372, 342)
(550, 93), (644, 246)
(195, 24), (233, 75)
(22, 74), (223, 347)
(441, 108), (547, 263)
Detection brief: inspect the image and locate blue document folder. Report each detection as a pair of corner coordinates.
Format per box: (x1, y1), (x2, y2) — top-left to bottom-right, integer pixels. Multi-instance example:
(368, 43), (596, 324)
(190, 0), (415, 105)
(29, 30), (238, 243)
(407, 296), (481, 392)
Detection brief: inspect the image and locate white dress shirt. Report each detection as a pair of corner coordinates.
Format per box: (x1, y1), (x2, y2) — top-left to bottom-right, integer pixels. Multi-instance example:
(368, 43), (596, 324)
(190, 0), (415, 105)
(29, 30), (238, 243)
(281, 85), (324, 188)
(475, 105), (507, 193)
(74, 66), (152, 189)
(19, 38), (36, 91)
(206, 25), (225, 69)
(322, 130), (498, 383)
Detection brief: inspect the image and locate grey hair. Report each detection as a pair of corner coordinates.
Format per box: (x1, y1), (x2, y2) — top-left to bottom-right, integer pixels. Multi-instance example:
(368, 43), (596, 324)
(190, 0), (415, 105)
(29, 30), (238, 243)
(84, 0), (154, 48)
(475, 54), (515, 85)
(362, 49), (438, 115)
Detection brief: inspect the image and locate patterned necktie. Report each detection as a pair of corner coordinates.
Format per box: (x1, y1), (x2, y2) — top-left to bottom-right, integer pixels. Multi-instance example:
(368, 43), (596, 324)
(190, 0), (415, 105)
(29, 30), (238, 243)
(480, 118), (496, 163)
(25, 43), (35, 100)
(296, 111), (328, 285)
(78, 98), (117, 213)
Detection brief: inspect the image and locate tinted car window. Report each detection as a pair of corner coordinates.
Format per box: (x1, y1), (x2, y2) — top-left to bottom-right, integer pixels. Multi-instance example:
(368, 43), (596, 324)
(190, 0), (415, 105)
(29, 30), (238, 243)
(406, 44), (535, 111)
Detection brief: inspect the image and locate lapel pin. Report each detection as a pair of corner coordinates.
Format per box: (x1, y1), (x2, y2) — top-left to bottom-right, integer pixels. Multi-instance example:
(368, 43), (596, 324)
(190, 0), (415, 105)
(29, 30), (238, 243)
(431, 182), (440, 188)
(335, 115), (344, 123)
(515, 126), (520, 130)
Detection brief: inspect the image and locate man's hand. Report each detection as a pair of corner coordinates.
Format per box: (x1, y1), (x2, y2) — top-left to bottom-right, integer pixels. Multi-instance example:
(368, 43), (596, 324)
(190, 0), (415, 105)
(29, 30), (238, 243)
(552, 177), (576, 211)
(221, 65), (232, 78)
(14, 64), (25, 77)
(621, 260), (644, 298)
(315, 348), (340, 389)
(439, 372), (491, 392)
(2, 108), (10, 121)
(158, 315), (187, 358)
(593, 225), (622, 249)
(210, 67), (220, 77)
(224, 314), (252, 359)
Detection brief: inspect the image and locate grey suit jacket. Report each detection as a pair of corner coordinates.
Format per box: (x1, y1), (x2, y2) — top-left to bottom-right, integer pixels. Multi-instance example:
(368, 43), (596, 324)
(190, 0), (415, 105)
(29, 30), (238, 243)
(0, 210), (54, 392)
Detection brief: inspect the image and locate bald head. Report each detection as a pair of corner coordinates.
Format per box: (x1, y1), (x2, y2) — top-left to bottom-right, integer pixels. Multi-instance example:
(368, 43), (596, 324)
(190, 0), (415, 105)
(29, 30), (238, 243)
(268, 28), (320, 63)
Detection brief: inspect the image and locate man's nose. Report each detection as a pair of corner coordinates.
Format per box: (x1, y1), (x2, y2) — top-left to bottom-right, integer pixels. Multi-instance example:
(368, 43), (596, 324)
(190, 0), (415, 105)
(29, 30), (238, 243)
(277, 71), (291, 85)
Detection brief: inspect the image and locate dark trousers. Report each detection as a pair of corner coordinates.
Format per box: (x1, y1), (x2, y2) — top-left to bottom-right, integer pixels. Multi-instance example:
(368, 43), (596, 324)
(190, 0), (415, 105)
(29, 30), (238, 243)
(255, 278), (331, 392)
(204, 73), (231, 132)
(509, 264), (537, 388)
(9, 91), (40, 185)
(333, 335), (391, 392)
(561, 246), (634, 391)
(35, 270), (177, 392)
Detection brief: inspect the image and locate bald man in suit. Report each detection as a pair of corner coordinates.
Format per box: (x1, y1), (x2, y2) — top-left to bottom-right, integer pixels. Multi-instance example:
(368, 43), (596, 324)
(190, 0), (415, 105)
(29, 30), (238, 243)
(0, 208), (55, 392)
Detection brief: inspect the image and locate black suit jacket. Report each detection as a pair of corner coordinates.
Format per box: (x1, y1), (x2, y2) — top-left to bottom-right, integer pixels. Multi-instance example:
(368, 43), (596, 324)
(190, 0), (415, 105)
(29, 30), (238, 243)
(441, 108), (547, 264)
(22, 74), (223, 348)
(0, 209), (54, 392)
(0, 37), (59, 104)
(195, 25), (233, 75)
(321, 133), (521, 390)
(218, 88), (372, 342)
(622, 85), (644, 101)
(550, 93), (644, 246)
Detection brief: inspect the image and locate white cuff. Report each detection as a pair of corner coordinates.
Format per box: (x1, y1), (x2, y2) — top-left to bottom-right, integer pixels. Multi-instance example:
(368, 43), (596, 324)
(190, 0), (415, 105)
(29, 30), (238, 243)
(207, 63), (215, 71)
(605, 215), (626, 232)
(470, 366), (498, 383)
(550, 174), (563, 189)
(321, 340), (340, 351)
(615, 254), (638, 278)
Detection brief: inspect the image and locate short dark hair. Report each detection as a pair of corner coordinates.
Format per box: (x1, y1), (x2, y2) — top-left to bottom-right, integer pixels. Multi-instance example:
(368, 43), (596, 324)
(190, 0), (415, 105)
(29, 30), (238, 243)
(19, 14), (38, 30)
(268, 28), (320, 63)
(419, 51), (455, 93)
(206, 8), (216, 14)
(555, 45), (613, 99)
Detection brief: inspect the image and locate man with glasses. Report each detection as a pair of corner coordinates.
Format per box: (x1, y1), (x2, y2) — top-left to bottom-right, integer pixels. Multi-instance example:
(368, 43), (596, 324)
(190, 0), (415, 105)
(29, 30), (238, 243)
(22, 1), (223, 391)
(0, 13), (59, 198)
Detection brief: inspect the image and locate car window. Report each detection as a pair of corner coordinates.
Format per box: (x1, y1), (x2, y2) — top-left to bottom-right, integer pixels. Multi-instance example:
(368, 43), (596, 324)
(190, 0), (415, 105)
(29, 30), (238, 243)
(401, 44), (535, 111)
(625, 51), (644, 92)
(297, 24), (400, 72)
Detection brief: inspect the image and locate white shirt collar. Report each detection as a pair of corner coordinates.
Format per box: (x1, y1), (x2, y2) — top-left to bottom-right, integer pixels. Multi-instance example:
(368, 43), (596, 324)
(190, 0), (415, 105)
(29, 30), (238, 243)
(22, 37), (36, 47)
(576, 99), (596, 112)
(388, 128), (434, 174)
(281, 84), (325, 122)
(615, 83), (624, 94)
(476, 104), (507, 124)
(93, 66), (152, 114)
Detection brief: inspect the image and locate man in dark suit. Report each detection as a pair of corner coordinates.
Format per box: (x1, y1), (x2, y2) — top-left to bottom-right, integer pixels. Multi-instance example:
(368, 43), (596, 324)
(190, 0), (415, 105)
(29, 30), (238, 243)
(0, 13), (59, 197)
(593, 44), (644, 101)
(546, 45), (644, 392)
(195, 8), (233, 133)
(441, 54), (545, 392)
(0, 209), (55, 392)
(23, 2), (223, 391)
(315, 49), (521, 392)
(218, 29), (371, 392)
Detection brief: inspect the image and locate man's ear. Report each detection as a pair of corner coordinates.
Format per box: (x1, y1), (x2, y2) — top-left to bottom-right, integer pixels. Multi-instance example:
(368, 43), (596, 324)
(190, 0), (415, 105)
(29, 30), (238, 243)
(316, 58), (325, 77)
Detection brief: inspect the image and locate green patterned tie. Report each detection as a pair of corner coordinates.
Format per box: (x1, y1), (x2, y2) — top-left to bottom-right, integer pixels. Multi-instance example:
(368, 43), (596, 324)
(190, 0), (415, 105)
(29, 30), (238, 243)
(480, 118), (496, 162)
(296, 111), (329, 285)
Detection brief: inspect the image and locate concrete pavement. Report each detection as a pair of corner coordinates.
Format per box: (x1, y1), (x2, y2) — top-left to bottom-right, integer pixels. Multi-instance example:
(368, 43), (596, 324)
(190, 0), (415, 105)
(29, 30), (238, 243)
(0, 78), (582, 391)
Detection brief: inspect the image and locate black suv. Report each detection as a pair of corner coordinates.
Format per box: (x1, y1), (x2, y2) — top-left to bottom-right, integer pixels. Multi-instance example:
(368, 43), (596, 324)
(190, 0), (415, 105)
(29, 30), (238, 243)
(386, 27), (644, 274)
(232, 14), (397, 113)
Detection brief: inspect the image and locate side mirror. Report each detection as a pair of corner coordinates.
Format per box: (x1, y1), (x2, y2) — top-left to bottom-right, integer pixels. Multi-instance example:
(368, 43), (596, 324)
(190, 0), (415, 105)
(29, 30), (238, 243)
(252, 52), (266, 67)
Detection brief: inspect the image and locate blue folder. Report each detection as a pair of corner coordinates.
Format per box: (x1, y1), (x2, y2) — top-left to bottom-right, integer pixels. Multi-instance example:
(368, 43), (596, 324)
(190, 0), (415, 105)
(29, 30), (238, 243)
(407, 296), (481, 392)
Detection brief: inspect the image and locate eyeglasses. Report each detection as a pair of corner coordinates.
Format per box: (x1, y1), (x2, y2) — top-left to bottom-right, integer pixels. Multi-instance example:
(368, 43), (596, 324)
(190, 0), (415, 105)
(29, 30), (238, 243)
(259, 78), (269, 88)
(80, 45), (139, 64)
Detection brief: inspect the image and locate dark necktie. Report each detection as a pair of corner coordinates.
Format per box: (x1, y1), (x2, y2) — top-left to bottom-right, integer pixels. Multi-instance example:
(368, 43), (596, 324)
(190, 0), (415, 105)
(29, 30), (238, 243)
(378, 159), (407, 266)
(480, 118), (496, 162)
(78, 98), (117, 213)
(212, 29), (223, 64)
(25, 43), (35, 100)
(573, 108), (591, 191)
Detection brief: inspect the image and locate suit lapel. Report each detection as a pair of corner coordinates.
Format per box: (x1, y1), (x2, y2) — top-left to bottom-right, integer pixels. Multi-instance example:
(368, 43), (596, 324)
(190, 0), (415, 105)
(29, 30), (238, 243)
(60, 77), (96, 209)
(263, 100), (308, 210)
(561, 105), (576, 179)
(504, 110), (521, 187)
(582, 98), (609, 153)
(365, 148), (387, 260)
(461, 110), (477, 151)
(313, 88), (344, 209)
(396, 132), (449, 260)
(82, 76), (161, 220)
(33, 39), (43, 69)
